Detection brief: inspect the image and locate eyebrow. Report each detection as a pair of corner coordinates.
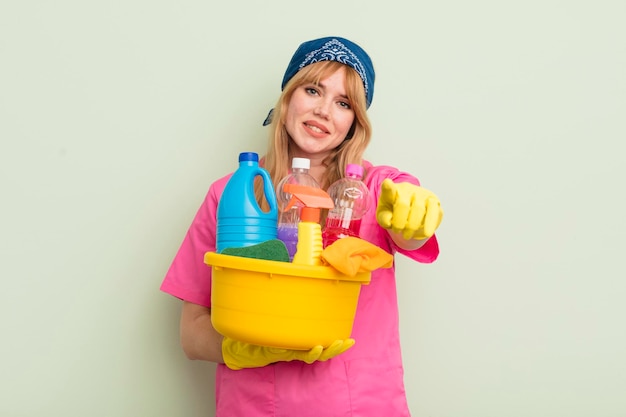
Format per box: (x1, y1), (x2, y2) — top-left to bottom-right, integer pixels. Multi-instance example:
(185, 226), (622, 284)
(314, 80), (349, 101)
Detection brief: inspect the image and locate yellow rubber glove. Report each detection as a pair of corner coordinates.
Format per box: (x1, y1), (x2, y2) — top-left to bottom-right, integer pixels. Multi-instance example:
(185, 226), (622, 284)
(222, 337), (355, 370)
(319, 339), (355, 361)
(376, 178), (443, 240)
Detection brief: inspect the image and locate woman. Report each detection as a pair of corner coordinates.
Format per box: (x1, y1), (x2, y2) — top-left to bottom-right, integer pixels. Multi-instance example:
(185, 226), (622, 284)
(161, 36), (443, 417)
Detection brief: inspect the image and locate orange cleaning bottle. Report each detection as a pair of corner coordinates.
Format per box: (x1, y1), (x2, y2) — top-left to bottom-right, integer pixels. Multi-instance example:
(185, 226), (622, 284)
(282, 184), (334, 266)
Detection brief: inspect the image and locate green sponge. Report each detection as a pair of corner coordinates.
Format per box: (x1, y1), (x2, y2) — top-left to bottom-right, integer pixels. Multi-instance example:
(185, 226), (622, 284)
(221, 239), (290, 263)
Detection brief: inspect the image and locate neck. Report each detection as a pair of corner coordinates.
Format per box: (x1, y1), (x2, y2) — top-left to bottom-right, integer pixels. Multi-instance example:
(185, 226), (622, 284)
(292, 152), (327, 187)
(308, 165), (326, 187)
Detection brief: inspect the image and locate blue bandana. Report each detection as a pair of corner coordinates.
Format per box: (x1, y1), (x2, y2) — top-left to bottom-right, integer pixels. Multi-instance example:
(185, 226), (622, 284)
(282, 37), (375, 109)
(264, 37), (375, 126)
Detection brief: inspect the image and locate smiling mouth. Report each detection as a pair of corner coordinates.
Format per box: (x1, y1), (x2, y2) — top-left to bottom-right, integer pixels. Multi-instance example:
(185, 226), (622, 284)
(305, 123), (327, 134)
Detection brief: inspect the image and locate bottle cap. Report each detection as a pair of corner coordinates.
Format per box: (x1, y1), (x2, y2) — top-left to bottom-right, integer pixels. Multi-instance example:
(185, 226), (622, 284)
(346, 164), (363, 178)
(239, 152), (259, 162)
(292, 157), (311, 170)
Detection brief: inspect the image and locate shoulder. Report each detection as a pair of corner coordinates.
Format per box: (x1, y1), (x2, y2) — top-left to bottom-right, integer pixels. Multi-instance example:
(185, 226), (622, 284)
(362, 160), (421, 190)
(208, 172), (234, 198)
(212, 172), (234, 190)
(192, 172), (234, 216)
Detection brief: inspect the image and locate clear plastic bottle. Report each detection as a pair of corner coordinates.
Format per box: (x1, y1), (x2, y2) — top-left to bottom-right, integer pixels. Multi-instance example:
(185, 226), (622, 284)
(322, 163), (371, 248)
(282, 184), (334, 266)
(275, 158), (321, 260)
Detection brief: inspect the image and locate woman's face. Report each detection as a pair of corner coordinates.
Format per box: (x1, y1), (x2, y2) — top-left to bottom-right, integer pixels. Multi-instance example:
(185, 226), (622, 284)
(284, 66), (355, 160)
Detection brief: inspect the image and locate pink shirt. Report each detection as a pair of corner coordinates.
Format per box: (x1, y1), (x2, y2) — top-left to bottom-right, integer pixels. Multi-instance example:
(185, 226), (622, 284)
(161, 162), (439, 417)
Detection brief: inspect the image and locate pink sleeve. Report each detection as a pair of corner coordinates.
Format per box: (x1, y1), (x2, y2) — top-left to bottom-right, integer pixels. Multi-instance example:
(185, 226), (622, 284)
(364, 163), (440, 264)
(159, 175), (230, 307)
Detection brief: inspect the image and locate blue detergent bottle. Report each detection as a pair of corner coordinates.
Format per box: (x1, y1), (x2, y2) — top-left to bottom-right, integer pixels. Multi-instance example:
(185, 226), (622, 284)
(216, 152), (278, 253)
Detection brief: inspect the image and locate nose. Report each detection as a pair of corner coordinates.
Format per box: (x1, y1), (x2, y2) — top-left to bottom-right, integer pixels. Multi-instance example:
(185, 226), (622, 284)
(313, 100), (331, 119)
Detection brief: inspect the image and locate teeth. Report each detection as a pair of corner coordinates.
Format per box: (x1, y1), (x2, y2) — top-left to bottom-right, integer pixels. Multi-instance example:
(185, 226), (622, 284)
(306, 123), (324, 133)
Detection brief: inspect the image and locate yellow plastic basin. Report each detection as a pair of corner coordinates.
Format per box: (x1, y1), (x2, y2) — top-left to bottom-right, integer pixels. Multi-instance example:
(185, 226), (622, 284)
(204, 252), (371, 350)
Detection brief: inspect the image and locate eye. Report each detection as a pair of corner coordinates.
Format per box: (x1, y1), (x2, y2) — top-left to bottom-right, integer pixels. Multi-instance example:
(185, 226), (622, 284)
(305, 86), (319, 96)
(338, 100), (351, 109)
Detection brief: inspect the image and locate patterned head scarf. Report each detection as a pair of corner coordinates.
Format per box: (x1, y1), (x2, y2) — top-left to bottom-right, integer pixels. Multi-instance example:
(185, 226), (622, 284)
(263, 36), (375, 126)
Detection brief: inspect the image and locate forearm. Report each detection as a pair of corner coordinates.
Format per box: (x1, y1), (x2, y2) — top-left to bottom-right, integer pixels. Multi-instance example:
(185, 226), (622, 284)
(388, 230), (428, 251)
(180, 301), (224, 363)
